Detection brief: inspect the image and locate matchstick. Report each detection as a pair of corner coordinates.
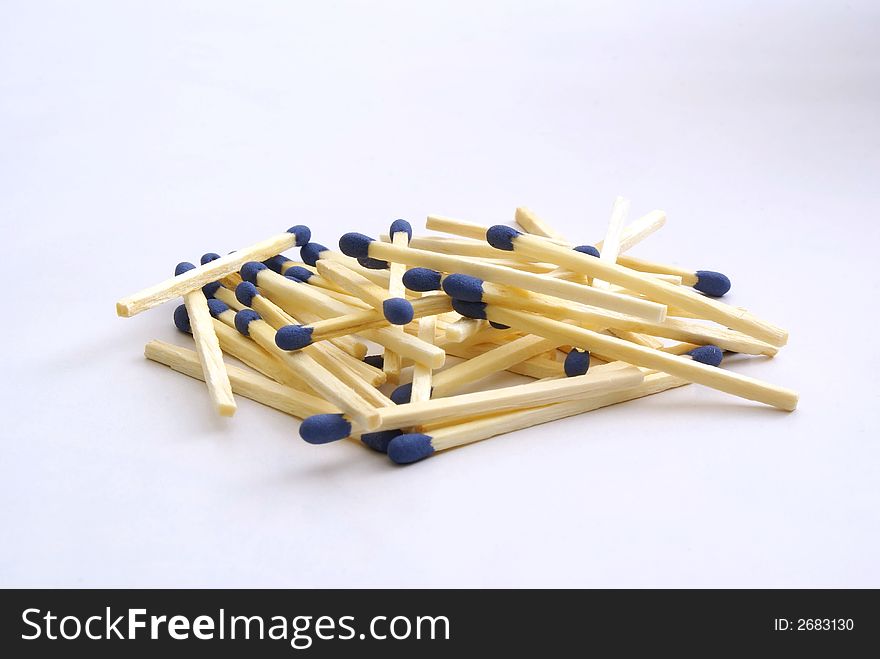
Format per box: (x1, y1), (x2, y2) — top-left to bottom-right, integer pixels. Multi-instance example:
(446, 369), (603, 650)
(299, 362), (644, 443)
(483, 226), (786, 346)
(316, 259), (415, 325)
(145, 340), (338, 419)
(443, 317), (487, 343)
(274, 294), (452, 350)
(513, 207), (570, 243)
(596, 209), (666, 254)
(230, 309), (382, 429)
(614, 254), (731, 297)
(409, 294), (438, 404)
(442, 341), (564, 379)
(242, 262), (446, 368)
(592, 195), (630, 289)
(299, 241), (391, 287)
(382, 220), (412, 384)
(174, 262), (236, 416)
(386, 371), (690, 463)
(452, 300), (798, 410)
(115, 225), (311, 317)
(338, 233), (667, 322)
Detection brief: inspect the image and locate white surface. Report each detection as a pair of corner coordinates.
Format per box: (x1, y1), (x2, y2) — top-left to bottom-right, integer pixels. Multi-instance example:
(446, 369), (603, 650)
(2, 1), (878, 587)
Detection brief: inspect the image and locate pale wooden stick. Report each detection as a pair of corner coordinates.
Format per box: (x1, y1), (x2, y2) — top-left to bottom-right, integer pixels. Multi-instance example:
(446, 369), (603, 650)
(212, 286), (246, 312)
(592, 195), (630, 289)
(346, 362), (643, 434)
(293, 307), (369, 360)
(145, 340), (337, 418)
(482, 305), (797, 410)
(255, 268), (446, 367)
(410, 294), (438, 403)
(443, 317), (487, 344)
(305, 246), (391, 287)
(383, 231), (410, 384)
(116, 228), (308, 317)
(182, 290), (236, 416)
(598, 209), (666, 254)
(615, 254), (698, 286)
(443, 342), (563, 379)
(361, 241), (667, 322)
(496, 231), (787, 346)
(514, 207), (570, 242)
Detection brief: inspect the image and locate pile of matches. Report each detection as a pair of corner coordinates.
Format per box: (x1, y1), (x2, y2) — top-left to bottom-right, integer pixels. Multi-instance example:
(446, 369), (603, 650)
(117, 200), (798, 465)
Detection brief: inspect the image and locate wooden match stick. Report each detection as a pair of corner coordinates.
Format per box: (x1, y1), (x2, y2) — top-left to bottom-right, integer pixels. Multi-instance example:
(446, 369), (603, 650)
(382, 220), (412, 384)
(441, 341), (564, 379)
(386, 371), (690, 463)
(317, 259), (415, 326)
(243, 262), (446, 368)
(592, 196), (630, 289)
(299, 362), (644, 443)
(513, 207), (570, 243)
(337, 233), (667, 322)
(482, 226), (786, 346)
(443, 317), (487, 343)
(174, 263), (236, 416)
(453, 301), (798, 410)
(145, 340), (338, 419)
(274, 294), (452, 350)
(115, 225), (311, 317)
(299, 241), (391, 287)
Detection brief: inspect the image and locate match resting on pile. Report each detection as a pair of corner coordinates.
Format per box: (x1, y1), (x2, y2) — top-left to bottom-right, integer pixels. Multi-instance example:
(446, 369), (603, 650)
(117, 201), (797, 465)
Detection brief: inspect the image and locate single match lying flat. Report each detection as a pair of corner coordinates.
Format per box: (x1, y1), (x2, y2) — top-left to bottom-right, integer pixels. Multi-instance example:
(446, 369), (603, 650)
(123, 199), (798, 467)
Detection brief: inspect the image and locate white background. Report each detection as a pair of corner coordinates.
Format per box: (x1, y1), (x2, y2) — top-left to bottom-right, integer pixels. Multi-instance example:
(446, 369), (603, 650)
(1, 1), (878, 587)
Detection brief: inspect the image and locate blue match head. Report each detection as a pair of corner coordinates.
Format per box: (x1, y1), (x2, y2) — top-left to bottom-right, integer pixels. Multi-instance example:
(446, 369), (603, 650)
(299, 414), (352, 444)
(174, 261), (195, 276)
(286, 225), (312, 246)
(240, 261), (267, 284)
(693, 271), (731, 297)
(360, 429), (402, 453)
(202, 281), (221, 297)
(442, 274), (485, 302)
(358, 256), (389, 270)
(387, 433), (435, 464)
(285, 273), (305, 283)
(486, 225), (521, 251)
(338, 232), (374, 259)
(574, 245), (601, 258)
(275, 324), (314, 351)
(263, 255), (291, 273)
(402, 268), (442, 292)
(285, 265), (313, 281)
(687, 345), (724, 367)
(389, 219), (412, 242)
(383, 297), (414, 325)
(363, 354), (384, 369)
(207, 298), (229, 318)
(390, 382), (413, 405)
(173, 304), (191, 333)
(564, 349), (591, 377)
(200, 252), (221, 265)
(489, 322), (510, 330)
(234, 309), (261, 335)
(451, 298), (488, 319)
(235, 281), (260, 306)
(300, 242), (328, 266)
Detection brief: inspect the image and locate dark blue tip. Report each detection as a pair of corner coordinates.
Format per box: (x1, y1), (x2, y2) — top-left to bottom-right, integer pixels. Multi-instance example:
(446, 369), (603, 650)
(173, 304), (191, 333)
(264, 255), (291, 273)
(564, 349), (591, 376)
(174, 261), (196, 276)
(402, 268), (442, 292)
(574, 245), (601, 258)
(286, 225), (312, 246)
(387, 433), (435, 464)
(338, 232), (374, 259)
(489, 321), (510, 330)
(451, 298), (488, 319)
(358, 256), (389, 270)
(390, 383), (413, 405)
(687, 345), (724, 367)
(207, 298), (229, 318)
(285, 265), (313, 281)
(299, 414), (352, 444)
(360, 429), (402, 453)
(275, 325), (314, 351)
(235, 281), (259, 306)
(300, 242), (328, 266)
(285, 273), (305, 283)
(382, 298), (414, 325)
(693, 271), (731, 297)
(389, 219), (412, 242)
(234, 309), (261, 336)
(363, 355), (384, 369)
(442, 274), (485, 302)
(486, 225), (521, 251)
(240, 261), (267, 284)
(202, 281), (221, 298)
(200, 252), (221, 265)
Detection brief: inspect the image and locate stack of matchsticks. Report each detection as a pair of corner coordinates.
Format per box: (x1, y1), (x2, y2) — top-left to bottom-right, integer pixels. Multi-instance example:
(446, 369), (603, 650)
(117, 199), (798, 465)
